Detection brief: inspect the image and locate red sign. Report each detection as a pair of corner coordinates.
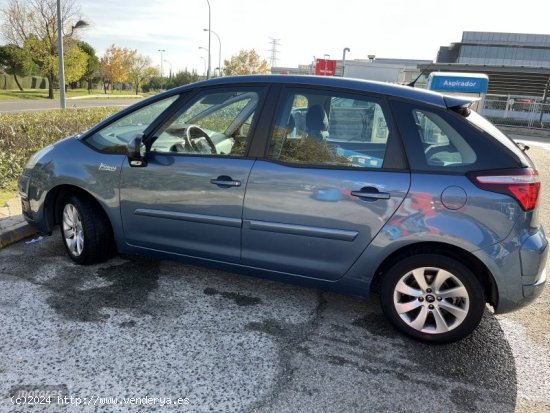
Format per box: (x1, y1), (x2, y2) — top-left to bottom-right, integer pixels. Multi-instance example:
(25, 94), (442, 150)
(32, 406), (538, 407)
(315, 59), (337, 76)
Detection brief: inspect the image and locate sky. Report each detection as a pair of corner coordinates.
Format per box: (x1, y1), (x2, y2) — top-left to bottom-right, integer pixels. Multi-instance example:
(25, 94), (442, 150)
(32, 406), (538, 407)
(2, 0), (550, 75)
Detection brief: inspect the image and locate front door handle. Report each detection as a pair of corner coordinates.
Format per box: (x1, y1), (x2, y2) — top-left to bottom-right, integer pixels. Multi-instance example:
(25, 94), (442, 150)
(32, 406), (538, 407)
(210, 176), (241, 187)
(351, 187), (390, 200)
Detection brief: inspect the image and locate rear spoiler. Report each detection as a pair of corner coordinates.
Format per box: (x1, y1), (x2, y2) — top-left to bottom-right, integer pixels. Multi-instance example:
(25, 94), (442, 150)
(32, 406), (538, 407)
(444, 95), (477, 116)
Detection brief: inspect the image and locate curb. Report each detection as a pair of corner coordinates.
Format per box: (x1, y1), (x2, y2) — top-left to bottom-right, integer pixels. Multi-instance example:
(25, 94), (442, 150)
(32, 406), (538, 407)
(0, 218), (38, 250)
(67, 94), (144, 100)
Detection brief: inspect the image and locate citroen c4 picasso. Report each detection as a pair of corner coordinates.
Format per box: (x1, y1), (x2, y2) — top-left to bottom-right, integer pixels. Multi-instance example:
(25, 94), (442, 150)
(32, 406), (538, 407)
(19, 75), (547, 343)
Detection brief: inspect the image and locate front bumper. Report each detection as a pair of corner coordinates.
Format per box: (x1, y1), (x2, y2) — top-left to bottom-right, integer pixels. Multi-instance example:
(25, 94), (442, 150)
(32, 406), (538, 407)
(18, 173), (49, 234)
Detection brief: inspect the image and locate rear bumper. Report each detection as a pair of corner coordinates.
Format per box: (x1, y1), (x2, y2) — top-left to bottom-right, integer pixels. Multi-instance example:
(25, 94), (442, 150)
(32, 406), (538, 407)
(523, 268), (546, 302)
(475, 226), (547, 314)
(520, 226), (547, 303)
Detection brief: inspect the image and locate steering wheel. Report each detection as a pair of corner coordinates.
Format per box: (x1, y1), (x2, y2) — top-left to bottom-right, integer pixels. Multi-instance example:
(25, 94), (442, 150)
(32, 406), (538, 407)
(186, 125), (217, 154)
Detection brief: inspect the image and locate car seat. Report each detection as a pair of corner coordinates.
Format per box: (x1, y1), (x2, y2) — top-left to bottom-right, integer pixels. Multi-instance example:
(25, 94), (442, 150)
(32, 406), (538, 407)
(305, 105), (329, 140)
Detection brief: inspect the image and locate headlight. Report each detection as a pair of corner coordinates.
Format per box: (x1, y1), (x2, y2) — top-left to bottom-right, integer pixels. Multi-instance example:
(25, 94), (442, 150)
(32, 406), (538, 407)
(24, 145), (54, 169)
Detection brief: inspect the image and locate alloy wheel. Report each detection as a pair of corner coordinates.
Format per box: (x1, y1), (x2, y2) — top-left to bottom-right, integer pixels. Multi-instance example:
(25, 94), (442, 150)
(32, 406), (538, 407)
(393, 267), (470, 334)
(62, 203), (84, 257)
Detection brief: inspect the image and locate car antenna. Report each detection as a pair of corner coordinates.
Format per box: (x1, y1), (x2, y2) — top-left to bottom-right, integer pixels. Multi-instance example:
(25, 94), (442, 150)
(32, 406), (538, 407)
(408, 69), (428, 88)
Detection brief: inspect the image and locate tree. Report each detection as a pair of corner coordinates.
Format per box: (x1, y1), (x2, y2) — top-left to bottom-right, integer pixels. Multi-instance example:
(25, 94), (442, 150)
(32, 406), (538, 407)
(167, 69), (200, 88)
(127, 53), (156, 95)
(0, 44), (33, 91)
(0, 0), (83, 98)
(223, 49), (269, 76)
(99, 44), (134, 93)
(142, 69), (200, 93)
(57, 40), (87, 84)
(78, 41), (99, 92)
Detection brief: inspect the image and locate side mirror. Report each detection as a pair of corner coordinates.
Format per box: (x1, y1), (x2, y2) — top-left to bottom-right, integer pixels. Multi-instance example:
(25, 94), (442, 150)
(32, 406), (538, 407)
(128, 134), (147, 167)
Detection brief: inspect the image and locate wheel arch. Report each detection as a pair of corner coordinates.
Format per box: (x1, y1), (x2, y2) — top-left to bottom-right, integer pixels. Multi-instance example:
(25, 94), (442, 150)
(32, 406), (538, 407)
(369, 242), (498, 309)
(44, 184), (114, 239)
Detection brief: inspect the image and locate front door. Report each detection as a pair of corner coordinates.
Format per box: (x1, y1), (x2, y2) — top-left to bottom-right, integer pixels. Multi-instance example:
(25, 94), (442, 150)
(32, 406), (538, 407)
(120, 86), (265, 262)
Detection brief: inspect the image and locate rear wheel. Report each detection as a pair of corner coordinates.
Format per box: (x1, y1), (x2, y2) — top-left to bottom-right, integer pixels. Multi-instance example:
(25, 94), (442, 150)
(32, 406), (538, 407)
(60, 195), (114, 265)
(380, 254), (485, 343)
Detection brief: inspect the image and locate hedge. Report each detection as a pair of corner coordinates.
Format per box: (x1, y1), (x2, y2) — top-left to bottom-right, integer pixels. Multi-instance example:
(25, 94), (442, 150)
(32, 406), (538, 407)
(0, 107), (120, 188)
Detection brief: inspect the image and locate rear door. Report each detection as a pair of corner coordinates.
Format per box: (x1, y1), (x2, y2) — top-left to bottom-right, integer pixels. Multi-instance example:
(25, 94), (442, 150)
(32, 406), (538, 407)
(242, 87), (411, 280)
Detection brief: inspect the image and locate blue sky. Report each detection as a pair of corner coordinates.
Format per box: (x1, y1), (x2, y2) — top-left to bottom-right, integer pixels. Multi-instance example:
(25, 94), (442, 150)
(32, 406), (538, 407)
(2, 0), (550, 75)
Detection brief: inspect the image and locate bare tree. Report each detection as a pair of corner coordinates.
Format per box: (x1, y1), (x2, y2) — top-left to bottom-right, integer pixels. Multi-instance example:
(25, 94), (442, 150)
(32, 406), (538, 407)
(0, 0), (81, 98)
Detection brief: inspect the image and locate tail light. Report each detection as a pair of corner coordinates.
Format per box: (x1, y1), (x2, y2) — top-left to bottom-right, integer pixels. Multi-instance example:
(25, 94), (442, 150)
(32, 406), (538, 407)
(468, 168), (541, 211)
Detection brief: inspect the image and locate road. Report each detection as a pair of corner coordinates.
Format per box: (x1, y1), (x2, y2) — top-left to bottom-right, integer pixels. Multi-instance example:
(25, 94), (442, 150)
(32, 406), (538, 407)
(0, 148), (549, 413)
(0, 97), (143, 113)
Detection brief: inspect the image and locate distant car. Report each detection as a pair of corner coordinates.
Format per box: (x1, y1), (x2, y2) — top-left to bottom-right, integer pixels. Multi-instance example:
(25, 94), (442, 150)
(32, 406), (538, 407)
(19, 75), (547, 343)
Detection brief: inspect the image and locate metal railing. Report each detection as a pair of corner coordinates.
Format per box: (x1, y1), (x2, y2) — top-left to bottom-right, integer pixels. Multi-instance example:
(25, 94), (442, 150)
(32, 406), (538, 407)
(481, 98), (550, 129)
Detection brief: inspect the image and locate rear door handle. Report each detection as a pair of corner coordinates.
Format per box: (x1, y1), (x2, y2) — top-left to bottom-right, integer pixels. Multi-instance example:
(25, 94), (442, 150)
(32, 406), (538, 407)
(210, 176), (241, 187)
(351, 187), (390, 200)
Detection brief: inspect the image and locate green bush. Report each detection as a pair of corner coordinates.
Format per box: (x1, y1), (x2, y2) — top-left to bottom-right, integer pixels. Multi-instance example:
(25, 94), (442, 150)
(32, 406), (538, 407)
(0, 107), (120, 188)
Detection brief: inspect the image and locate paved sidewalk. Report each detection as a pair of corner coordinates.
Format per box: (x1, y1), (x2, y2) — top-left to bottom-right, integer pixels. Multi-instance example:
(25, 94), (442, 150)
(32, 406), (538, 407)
(0, 196), (37, 249)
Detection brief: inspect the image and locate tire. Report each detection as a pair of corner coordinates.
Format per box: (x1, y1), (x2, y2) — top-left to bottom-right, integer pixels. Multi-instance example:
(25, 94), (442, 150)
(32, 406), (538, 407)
(60, 195), (114, 265)
(380, 254), (485, 343)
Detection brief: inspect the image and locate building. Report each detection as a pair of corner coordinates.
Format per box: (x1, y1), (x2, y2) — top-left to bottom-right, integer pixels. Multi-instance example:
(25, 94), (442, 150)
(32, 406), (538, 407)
(421, 31), (550, 98)
(272, 57), (431, 86)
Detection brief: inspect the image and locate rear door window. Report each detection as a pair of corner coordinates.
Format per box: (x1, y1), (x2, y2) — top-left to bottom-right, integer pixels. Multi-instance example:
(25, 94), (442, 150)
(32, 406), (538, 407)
(268, 89), (401, 169)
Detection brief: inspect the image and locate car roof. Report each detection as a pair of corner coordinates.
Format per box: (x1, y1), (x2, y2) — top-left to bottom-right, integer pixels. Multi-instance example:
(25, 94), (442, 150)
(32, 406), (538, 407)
(164, 75), (474, 109)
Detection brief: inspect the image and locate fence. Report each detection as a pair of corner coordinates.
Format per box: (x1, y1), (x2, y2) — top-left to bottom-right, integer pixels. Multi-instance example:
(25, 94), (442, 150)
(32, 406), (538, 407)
(0, 74), (49, 90)
(481, 98), (550, 129)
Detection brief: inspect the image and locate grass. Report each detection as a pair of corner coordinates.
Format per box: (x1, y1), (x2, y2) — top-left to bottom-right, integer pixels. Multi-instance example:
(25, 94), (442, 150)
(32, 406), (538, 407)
(0, 183), (18, 207)
(0, 90), (49, 100)
(0, 88), (154, 101)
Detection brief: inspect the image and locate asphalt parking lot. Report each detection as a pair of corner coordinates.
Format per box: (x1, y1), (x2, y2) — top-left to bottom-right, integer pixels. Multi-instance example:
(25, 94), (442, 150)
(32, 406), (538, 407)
(1, 146), (549, 413)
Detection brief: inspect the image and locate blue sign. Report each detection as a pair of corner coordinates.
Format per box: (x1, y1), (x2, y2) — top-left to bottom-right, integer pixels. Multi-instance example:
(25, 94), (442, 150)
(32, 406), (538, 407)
(428, 73), (489, 94)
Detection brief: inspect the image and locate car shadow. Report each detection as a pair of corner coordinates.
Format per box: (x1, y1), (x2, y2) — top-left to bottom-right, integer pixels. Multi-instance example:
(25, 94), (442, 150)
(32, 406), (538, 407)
(246, 289), (517, 412)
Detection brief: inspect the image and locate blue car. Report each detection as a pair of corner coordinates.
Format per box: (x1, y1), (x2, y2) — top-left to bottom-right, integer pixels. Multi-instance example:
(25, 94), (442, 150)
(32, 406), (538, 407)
(19, 75), (547, 343)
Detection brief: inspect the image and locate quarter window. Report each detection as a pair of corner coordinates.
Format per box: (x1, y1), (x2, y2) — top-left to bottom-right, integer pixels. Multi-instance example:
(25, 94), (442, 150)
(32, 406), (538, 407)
(413, 110), (476, 167)
(85, 95), (178, 153)
(269, 90), (391, 169)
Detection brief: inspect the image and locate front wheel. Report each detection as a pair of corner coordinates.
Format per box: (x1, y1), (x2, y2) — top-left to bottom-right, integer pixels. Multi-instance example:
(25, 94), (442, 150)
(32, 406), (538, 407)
(60, 195), (114, 265)
(380, 254), (485, 343)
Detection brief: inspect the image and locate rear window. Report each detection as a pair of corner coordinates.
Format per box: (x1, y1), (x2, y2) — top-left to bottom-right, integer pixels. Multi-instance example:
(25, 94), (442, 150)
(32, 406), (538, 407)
(391, 99), (522, 172)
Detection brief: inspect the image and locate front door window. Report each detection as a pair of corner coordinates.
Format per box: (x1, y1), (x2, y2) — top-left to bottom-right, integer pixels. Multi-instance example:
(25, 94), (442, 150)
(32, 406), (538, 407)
(150, 89), (262, 157)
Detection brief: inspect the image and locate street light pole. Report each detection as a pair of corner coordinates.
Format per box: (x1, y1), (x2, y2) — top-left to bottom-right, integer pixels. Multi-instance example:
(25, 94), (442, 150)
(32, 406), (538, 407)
(56, 0), (87, 109)
(206, 0), (211, 79)
(56, 0), (66, 109)
(342, 47), (350, 77)
(158, 49), (165, 90)
(204, 28), (221, 76)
